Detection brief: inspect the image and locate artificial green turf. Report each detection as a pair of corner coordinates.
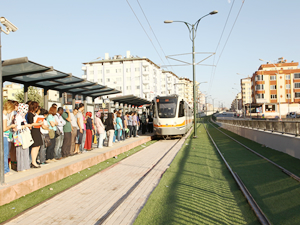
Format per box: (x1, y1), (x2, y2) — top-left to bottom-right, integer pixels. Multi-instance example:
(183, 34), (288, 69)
(0, 140), (157, 224)
(211, 120), (300, 177)
(206, 121), (300, 225)
(134, 124), (259, 225)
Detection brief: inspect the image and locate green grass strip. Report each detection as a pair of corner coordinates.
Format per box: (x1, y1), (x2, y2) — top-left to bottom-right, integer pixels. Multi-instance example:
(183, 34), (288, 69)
(0, 140), (157, 224)
(212, 120), (300, 177)
(206, 121), (300, 224)
(134, 125), (259, 225)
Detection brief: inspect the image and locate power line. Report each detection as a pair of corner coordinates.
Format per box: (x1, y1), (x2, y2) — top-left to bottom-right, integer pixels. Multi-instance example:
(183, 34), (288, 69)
(136, 0), (175, 73)
(126, 0), (168, 69)
(208, 0), (236, 91)
(208, 0), (246, 94)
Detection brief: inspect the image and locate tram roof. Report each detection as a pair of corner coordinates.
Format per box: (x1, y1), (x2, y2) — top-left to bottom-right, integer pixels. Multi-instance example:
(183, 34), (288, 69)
(2, 57), (121, 98)
(109, 95), (151, 107)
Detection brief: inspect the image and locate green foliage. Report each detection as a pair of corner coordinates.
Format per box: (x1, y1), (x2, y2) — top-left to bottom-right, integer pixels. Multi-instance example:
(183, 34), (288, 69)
(15, 86), (43, 107)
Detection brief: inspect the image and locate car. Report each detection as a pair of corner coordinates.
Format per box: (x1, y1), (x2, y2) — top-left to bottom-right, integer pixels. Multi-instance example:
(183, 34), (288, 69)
(286, 112), (300, 118)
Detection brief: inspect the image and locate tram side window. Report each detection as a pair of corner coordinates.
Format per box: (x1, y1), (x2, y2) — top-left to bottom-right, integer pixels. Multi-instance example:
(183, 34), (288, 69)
(179, 100), (185, 117)
(152, 101), (157, 118)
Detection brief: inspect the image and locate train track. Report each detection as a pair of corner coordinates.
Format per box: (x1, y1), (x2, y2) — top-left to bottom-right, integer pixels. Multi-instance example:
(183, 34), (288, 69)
(203, 118), (300, 225)
(208, 119), (300, 182)
(203, 121), (270, 225)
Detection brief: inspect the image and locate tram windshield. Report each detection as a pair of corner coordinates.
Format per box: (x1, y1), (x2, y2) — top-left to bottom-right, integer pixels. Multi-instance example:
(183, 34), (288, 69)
(157, 98), (177, 118)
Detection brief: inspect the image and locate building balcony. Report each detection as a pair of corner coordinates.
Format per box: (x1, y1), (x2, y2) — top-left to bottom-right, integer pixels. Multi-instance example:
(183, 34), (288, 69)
(142, 72), (149, 76)
(256, 99), (267, 103)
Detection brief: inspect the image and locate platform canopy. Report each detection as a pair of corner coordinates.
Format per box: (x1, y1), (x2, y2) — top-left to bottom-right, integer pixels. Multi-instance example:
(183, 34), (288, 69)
(109, 95), (151, 107)
(2, 57), (121, 98)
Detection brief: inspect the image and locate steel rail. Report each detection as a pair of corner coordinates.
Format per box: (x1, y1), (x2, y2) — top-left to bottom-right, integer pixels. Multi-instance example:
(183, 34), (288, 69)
(94, 137), (183, 225)
(209, 119), (300, 182)
(203, 122), (271, 225)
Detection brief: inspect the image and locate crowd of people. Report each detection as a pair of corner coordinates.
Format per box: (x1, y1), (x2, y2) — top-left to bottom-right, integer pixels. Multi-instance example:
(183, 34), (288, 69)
(2, 100), (154, 175)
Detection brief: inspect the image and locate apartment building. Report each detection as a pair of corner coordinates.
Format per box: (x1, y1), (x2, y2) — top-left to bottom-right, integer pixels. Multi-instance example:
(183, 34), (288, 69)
(81, 51), (199, 103)
(252, 58), (300, 117)
(241, 77), (252, 106)
(3, 83), (22, 100)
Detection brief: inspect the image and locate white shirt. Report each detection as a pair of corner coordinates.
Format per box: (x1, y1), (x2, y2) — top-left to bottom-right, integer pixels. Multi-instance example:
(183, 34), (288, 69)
(55, 113), (66, 134)
(40, 118), (49, 134)
(71, 113), (79, 129)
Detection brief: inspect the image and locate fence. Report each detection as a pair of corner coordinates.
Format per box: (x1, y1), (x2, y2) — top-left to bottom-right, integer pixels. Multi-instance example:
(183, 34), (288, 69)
(217, 118), (300, 136)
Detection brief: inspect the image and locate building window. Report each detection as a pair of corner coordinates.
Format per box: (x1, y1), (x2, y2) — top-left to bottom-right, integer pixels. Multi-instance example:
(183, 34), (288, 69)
(294, 73), (300, 79)
(116, 69), (118, 73)
(127, 77), (131, 81)
(286, 84), (291, 89)
(136, 85), (140, 89)
(256, 94), (264, 99)
(106, 78), (110, 82)
(135, 68), (140, 72)
(126, 86), (131, 90)
(270, 85), (277, 90)
(270, 75), (276, 80)
(106, 69), (110, 74)
(98, 79), (102, 83)
(270, 94), (277, 99)
(256, 84), (264, 90)
(295, 92), (300, 98)
(295, 83), (300, 88)
(287, 94), (291, 99)
(286, 74), (291, 80)
(256, 75), (263, 81)
(89, 70), (94, 75)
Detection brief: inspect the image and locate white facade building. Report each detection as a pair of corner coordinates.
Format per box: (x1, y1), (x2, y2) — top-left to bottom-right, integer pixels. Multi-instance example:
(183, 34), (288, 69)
(81, 51), (194, 103)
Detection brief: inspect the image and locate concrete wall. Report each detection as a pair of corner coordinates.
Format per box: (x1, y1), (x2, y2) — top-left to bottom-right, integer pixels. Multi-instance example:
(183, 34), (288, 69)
(219, 122), (300, 160)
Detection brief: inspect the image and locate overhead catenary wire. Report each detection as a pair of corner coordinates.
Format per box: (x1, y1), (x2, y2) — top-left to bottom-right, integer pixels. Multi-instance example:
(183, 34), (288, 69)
(208, 0), (236, 92)
(208, 0), (246, 94)
(136, 0), (175, 74)
(126, 0), (169, 70)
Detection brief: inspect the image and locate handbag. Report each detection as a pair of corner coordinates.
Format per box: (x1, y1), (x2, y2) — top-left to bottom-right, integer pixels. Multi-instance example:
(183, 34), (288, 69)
(13, 131), (23, 147)
(43, 134), (51, 147)
(93, 134), (97, 144)
(49, 129), (55, 139)
(21, 128), (34, 149)
(55, 129), (62, 138)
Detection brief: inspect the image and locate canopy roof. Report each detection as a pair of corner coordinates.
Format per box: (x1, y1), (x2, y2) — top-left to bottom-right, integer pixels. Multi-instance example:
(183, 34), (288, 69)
(109, 95), (151, 107)
(2, 57), (121, 98)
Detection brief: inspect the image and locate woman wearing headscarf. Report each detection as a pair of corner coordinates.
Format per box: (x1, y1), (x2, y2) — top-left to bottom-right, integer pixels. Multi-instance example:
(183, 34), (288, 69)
(104, 112), (115, 147)
(95, 111), (105, 148)
(14, 103), (32, 172)
(84, 112), (93, 151)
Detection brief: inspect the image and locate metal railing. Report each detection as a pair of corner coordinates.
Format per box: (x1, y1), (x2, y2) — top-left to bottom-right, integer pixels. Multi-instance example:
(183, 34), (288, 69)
(217, 118), (300, 136)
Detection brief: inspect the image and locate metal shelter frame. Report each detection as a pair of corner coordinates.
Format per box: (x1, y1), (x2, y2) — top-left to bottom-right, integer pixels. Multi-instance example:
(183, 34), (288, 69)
(0, 57), (121, 184)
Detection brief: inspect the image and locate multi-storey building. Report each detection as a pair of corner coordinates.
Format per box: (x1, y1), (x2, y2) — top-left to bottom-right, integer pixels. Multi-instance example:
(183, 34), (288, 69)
(81, 51), (199, 104)
(252, 58), (300, 117)
(3, 83), (22, 101)
(241, 77), (252, 107)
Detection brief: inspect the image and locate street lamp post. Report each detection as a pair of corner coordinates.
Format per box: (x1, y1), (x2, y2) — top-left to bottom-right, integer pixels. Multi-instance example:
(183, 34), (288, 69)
(259, 59), (281, 120)
(165, 10), (218, 138)
(0, 17), (18, 185)
(232, 88), (240, 114)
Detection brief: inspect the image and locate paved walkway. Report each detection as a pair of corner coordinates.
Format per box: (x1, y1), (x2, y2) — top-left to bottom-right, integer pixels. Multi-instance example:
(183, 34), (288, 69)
(0, 134), (152, 206)
(5, 134), (188, 225)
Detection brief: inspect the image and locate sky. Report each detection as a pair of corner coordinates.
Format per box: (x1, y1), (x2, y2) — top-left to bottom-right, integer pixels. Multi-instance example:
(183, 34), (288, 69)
(1, 0), (300, 108)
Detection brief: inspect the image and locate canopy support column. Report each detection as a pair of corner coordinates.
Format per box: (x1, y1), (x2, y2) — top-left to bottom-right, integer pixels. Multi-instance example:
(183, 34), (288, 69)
(44, 88), (49, 110)
(59, 91), (63, 106)
(83, 96), (87, 113)
(72, 94), (76, 109)
(24, 85), (28, 103)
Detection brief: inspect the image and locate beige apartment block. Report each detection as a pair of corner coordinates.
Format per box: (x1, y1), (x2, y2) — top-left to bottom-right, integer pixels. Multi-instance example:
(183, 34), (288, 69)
(252, 57), (300, 118)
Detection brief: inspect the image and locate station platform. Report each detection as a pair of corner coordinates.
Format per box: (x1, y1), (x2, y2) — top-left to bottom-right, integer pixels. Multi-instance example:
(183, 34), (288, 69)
(0, 134), (153, 206)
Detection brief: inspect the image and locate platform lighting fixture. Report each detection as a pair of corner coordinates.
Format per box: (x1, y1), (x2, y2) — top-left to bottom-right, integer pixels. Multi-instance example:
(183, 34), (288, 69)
(0, 17), (18, 185)
(164, 10), (218, 138)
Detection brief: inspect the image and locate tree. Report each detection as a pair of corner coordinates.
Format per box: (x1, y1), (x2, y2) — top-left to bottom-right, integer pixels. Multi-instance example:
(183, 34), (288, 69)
(15, 86), (44, 107)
